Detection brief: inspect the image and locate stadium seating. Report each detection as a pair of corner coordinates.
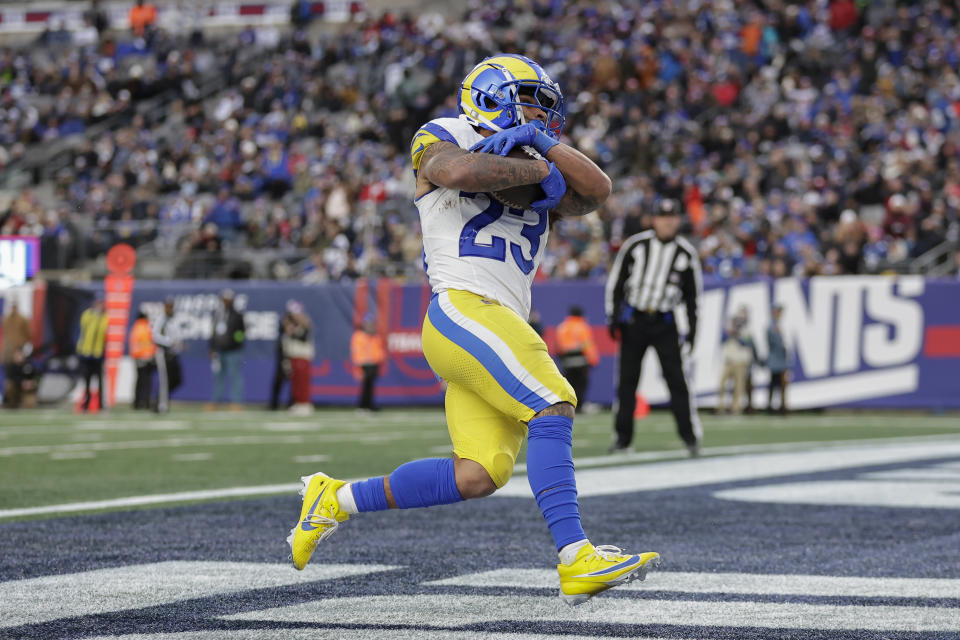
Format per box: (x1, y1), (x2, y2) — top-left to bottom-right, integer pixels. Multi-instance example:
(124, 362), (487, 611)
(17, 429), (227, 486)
(1, 1), (958, 280)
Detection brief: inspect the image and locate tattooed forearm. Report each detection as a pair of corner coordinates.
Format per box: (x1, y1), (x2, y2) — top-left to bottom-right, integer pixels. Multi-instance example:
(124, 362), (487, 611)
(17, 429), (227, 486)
(551, 189), (602, 217)
(544, 143), (612, 204)
(455, 154), (549, 191)
(422, 141), (548, 192)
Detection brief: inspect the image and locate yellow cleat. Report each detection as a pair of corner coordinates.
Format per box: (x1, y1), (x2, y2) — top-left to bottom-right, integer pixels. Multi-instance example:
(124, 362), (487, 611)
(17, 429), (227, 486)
(557, 543), (660, 606)
(286, 472), (349, 570)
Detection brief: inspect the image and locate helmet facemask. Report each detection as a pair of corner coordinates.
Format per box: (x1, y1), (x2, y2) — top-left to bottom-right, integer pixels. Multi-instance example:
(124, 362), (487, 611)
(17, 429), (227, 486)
(508, 81), (565, 140)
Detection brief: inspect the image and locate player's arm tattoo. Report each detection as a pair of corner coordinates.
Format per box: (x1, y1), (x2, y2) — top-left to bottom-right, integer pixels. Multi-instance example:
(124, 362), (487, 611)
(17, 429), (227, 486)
(551, 189), (603, 217)
(532, 402), (575, 420)
(421, 141), (548, 192)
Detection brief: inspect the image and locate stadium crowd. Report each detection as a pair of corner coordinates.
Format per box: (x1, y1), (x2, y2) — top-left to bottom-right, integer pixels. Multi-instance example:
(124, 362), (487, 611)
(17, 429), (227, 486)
(2, 0), (960, 280)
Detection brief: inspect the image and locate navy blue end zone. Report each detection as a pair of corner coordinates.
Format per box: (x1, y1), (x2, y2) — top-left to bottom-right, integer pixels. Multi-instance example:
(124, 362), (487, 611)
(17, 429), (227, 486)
(2, 454), (959, 640)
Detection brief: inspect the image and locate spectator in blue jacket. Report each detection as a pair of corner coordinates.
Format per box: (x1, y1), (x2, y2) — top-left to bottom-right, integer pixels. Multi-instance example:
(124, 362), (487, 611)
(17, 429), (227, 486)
(203, 187), (243, 242)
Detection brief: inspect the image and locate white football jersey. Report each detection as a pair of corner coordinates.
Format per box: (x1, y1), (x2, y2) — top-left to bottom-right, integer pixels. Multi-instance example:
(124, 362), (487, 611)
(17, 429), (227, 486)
(410, 116), (548, 319)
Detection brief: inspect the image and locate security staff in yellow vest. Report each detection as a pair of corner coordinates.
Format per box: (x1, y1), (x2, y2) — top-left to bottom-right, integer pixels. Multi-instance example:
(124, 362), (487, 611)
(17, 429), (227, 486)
(76, 298), (108, 411)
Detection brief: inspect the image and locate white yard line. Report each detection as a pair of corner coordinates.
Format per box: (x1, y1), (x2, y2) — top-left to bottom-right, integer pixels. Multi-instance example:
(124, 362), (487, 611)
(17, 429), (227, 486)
(171, 453), (213, 462)
(50, 451), (97, 460)
(4, 410), (958, 432)
(0, 431), (447, 457)
(292, 454), (331, 464)
(0, 418), (440, 436)
(0, 484), (302, 519)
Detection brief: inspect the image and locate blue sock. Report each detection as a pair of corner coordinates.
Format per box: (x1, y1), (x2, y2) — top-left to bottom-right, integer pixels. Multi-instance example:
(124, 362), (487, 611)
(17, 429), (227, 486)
(351, 477), (388, 512)
(526, 414), (586, 550)
(388, 458), (463, 509)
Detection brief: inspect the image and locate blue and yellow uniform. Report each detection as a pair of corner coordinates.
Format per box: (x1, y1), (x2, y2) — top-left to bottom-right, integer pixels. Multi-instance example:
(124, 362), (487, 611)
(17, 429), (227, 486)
(289, 54), (659, 605)
(423, 289), (575, 487)
(411, 112), (576, 487)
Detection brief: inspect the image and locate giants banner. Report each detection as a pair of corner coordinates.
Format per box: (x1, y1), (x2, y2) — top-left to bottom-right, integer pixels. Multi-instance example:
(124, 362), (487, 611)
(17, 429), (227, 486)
(113, 276), (960, 409)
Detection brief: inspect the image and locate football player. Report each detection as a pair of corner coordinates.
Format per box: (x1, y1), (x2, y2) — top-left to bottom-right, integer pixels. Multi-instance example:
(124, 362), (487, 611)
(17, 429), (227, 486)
(289, 54), (660, 605)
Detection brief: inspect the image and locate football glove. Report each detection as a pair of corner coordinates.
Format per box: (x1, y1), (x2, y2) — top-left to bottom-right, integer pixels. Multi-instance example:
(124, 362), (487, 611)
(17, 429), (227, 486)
(471, 122), (559, 157)
(531, 161), (566, 214)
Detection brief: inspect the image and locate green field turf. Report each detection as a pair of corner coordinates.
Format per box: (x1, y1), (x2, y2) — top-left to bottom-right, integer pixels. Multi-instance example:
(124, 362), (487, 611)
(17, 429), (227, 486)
(2, 407), (959, 518)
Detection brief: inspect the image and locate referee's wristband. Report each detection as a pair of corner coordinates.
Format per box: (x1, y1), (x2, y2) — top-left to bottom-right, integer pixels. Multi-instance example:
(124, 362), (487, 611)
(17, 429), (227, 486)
(532, 129), (559, 156)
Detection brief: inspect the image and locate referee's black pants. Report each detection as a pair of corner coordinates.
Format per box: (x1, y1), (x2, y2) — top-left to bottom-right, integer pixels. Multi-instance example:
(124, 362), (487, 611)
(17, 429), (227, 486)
(614, 313), (699, 448)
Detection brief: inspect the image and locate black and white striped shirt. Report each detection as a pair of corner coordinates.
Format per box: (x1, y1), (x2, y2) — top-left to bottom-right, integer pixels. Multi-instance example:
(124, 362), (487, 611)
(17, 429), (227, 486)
(605, 230), (703, 341)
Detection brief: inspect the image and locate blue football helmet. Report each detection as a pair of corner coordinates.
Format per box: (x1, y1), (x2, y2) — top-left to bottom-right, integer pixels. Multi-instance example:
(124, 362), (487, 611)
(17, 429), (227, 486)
(459, 54), (566, 139)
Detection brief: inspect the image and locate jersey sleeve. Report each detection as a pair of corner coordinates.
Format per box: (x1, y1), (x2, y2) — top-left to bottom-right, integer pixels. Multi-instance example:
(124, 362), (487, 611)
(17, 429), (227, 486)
(410, 121), (461, 177)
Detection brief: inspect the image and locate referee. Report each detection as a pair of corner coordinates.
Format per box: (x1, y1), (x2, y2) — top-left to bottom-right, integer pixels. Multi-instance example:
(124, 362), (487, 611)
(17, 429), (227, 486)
(152, 298), (183, 413)
(605, 199), (703, 457)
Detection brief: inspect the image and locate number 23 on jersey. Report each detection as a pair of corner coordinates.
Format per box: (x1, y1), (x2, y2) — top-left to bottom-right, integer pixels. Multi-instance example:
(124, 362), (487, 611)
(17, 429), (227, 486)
(458, 192), (547, 275)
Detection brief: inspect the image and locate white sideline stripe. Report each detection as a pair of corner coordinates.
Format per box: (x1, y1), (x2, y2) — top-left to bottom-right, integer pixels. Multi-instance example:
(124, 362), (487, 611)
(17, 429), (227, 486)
(701, 418), (960, 432)
(438, 291), (562, 407)
(6, 437), (960, 520)
(512, 433), (960, 474)
(499, 439), (960, 497)
(0, 562), (399, 629)
(87, 632), (685, 640)
(0, 484), (301, 519)
(426, 569), (960, 599)
(223, 594), (960, 632)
